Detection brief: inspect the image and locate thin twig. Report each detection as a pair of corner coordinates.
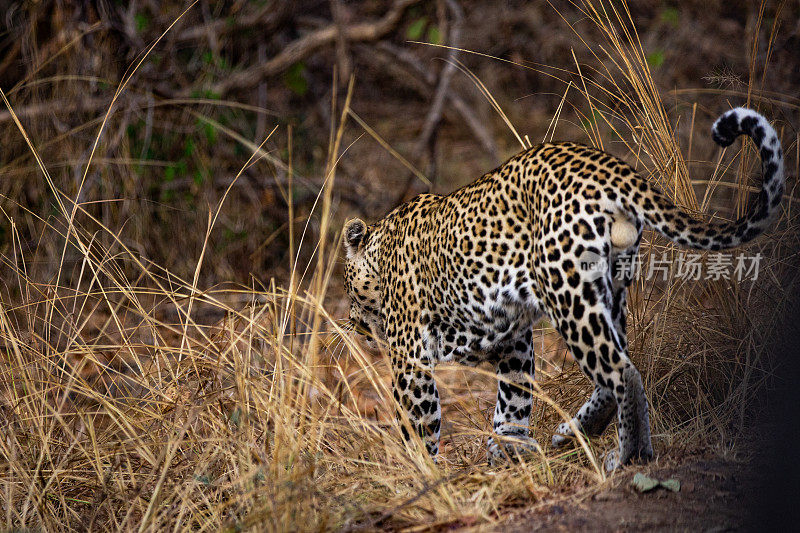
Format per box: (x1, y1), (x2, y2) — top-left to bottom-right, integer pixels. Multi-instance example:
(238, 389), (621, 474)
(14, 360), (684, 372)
(396, 0), (465, 203)
(371, 41), (499, 160)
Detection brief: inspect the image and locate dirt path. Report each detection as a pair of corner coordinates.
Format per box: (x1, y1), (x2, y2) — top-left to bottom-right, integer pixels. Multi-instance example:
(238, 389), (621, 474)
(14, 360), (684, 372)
(493, 450), (757, 532)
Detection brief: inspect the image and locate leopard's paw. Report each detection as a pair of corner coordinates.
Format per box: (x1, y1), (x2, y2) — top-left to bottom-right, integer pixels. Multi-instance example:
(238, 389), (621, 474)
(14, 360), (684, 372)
(603, 449), (620, 472)
(551, 421), (576, 449)
(487, 435), (541, 466)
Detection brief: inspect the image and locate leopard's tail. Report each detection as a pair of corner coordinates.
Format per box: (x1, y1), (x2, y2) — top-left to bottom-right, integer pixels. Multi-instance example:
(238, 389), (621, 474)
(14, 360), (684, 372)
(629, 108), (784, 250)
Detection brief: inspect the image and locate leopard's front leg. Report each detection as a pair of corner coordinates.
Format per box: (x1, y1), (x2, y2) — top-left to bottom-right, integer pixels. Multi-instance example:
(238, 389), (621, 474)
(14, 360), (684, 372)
(382, 278), (442, 458)
(487, 332), (540, 465)
(392, 359), (441, 457)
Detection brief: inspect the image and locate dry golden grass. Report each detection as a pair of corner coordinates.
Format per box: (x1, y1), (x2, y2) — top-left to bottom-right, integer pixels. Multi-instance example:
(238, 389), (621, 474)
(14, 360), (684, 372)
(1, 1), (798, 531)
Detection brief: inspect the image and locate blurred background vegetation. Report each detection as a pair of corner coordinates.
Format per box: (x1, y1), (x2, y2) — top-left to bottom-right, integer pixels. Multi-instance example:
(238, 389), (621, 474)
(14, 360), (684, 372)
(2, 0), (797, 287)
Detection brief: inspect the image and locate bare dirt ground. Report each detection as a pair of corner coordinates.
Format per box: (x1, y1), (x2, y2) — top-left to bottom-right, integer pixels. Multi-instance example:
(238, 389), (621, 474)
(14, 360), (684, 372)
(490, 448), (756, 532)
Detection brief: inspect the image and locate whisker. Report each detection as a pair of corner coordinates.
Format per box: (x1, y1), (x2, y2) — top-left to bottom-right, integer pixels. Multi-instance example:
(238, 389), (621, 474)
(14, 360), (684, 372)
(332, 337), (345, 359)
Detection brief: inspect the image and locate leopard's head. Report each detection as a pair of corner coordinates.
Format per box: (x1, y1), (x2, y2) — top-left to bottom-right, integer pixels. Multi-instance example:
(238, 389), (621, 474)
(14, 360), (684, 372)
(342, 218), (383, 349)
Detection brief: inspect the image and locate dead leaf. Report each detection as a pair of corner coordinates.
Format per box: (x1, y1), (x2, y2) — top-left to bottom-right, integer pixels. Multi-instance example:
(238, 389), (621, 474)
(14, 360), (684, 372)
(632, 473), (660, 492)
(631, 473), (681, 493)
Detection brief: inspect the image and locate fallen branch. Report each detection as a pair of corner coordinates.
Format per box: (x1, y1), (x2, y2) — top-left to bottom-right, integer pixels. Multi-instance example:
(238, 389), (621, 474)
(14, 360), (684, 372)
(208, 0), (422, 96)
(175, 3), (293, 42)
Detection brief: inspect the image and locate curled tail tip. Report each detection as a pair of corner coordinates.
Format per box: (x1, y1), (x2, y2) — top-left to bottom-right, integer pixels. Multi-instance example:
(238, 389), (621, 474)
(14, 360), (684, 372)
(711, 109), (742, 147)
(650, 107), (783, 250)
(707, 107), (784, 247)
(711, 107), (777, 149)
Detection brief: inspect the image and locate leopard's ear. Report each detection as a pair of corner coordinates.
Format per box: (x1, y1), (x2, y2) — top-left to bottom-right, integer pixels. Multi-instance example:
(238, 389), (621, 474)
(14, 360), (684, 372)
(343, 218), (367, 257)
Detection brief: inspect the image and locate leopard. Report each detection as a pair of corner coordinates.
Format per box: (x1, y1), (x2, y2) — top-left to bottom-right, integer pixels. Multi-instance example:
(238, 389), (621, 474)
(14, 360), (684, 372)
(341, 108), (784, 470)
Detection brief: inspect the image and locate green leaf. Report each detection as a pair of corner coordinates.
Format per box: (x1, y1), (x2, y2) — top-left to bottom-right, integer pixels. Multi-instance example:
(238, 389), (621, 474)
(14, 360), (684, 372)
(406, 17), (428, 41)
(229, 407), (242, 427)
(203, 122), (217, 145)
(426, 25), (442, 45)
(164, 165), (176, 182)
(581, 109), (603, 130)
(193, 170), (206, 186)
(283, 62), (308, 96)
(190, 89), (222, 100)
(647, 50), (665, 68)
(660, 7), (680, 28)
(134, 12), (149, 32)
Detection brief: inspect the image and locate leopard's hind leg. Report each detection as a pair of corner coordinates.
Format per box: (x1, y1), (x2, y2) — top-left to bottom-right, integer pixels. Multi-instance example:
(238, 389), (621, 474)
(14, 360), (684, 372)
(552, 250), (635, 449)
(551, 385), (617, 448)
(545, 248), (652, 470)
